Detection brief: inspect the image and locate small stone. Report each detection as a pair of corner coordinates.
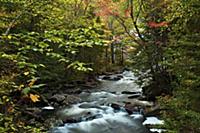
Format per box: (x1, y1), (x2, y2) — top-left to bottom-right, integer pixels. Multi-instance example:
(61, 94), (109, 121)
(62, 99), (69, 106)
(65, 95), (82, 104)
(53, 102), (60, 107)
(81, 84), (96, 89)
(64, 84), (75, 88)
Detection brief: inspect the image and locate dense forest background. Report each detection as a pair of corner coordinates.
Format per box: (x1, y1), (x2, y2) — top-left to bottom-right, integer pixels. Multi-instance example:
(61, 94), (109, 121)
(1, 0), (200, 132)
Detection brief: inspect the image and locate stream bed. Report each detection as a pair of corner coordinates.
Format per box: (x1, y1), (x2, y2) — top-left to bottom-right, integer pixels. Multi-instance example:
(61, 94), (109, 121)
(49, 71), (164, 133)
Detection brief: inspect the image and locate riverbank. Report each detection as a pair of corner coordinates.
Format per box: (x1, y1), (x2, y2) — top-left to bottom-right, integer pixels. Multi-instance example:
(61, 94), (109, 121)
(16, 75), (100, 132)
(10, 69), (164, 133)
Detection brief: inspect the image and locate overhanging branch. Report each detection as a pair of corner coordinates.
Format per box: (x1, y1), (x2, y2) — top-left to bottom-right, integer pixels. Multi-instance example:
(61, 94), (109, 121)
(114, 15), (144, 45)
(130, 0), (145, 42)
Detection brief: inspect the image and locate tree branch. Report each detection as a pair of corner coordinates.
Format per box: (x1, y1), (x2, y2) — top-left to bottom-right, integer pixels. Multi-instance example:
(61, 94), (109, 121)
(5, 0), (52, 35)
(130, 0), (145, 42)
(83, 0), (91, 15)
(114, 15), (144, 45)
(5, 14), (22, 35)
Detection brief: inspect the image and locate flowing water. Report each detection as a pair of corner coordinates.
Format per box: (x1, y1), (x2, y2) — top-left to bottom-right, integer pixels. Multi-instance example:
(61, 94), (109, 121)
(49, 71), (164, 133)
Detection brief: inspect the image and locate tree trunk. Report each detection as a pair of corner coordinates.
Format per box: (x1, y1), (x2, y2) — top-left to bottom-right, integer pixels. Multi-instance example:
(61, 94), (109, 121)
(121, 44), (124, 65)
(111, 42), (115, 64)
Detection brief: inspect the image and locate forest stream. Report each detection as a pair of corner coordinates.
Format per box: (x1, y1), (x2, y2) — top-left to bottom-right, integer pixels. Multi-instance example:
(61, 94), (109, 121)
(49, 71), (164, 133)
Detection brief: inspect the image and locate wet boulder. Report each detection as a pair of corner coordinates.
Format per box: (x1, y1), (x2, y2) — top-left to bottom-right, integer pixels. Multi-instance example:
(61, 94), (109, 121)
(102, 75), (122, 81)
(111, 103), (121, 110)
(123, 67), (130, 71)
(121, 91), (141, 95)
(102, 76), (111, 80)
(116, 75), (123, 79)
(79, 103), (102, 109)
(112, 77), (121, 81)
(124, 104), (140, 114)
(50, 94), (65, 103)
(64, 88), (82, 94)
(25, 107), (42, 116)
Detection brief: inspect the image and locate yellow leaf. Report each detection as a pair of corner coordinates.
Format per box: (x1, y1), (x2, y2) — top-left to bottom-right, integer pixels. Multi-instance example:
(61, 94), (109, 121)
(7, 106), (14, 113)
(30, 94), (40, 103)
(18, 84), (24, 90)
(7, 35), (12, 39)
(24, 71), (29, 76)
(28, 79), (36, 87)
(2, 96), (7, 99)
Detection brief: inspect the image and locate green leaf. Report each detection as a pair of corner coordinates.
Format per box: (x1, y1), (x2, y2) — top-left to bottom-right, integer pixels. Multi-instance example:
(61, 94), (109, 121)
(22, 87), (31, 95)
(31, 84), (46, 89)
(87, 68), (93, 71)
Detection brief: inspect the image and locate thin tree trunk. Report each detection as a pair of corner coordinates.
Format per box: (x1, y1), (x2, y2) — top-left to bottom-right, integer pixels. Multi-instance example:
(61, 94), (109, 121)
(111, 42), (115, 64)
(5, 14), (22, 35)
(105, 46), (109, 70)
(121, 44), (124, 65)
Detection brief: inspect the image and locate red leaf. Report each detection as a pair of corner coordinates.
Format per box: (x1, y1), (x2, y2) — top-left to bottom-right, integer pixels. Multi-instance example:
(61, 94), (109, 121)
(148, 21), (168, 28)
(124, 9), (130, 17)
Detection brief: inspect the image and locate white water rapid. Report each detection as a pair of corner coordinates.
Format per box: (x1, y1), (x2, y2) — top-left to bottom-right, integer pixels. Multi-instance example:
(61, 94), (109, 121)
(49, 71), (164, 133)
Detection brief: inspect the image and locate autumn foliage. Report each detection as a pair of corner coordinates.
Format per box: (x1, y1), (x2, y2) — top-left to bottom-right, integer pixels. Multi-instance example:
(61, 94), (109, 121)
(95, 0), (129, 18)
(148, 21), (168, 28)
(95, 0), (119, 17)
